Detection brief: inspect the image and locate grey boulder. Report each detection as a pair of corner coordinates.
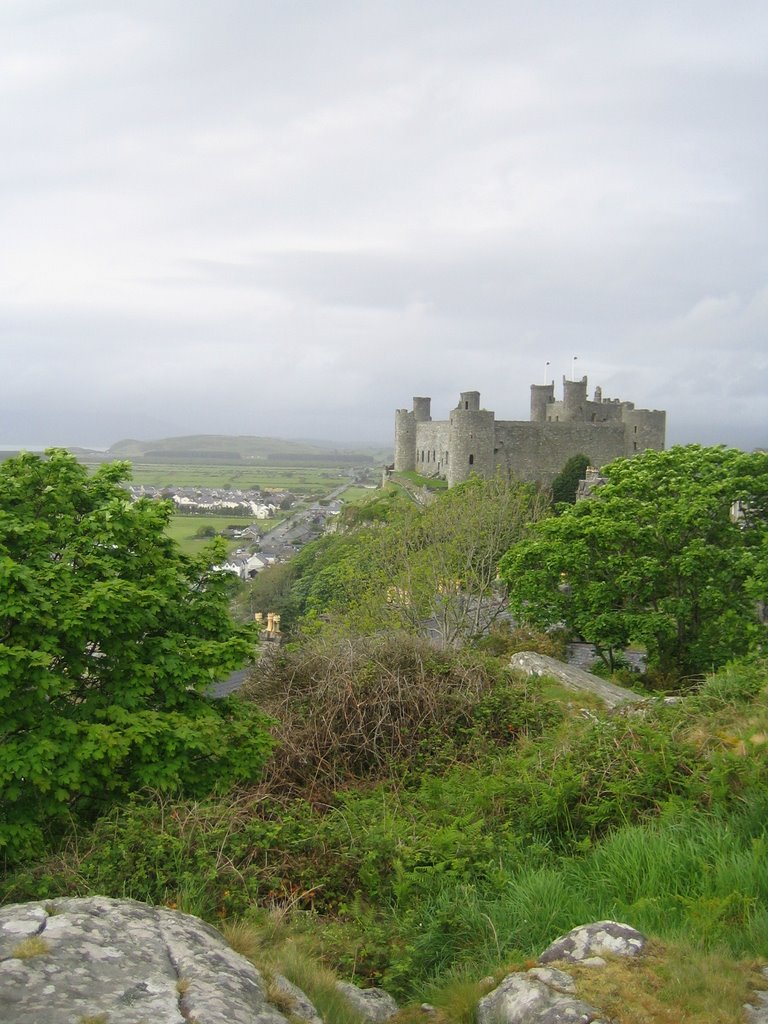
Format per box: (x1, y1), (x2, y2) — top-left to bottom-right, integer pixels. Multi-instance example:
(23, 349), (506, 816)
(538, 921), (647, 965)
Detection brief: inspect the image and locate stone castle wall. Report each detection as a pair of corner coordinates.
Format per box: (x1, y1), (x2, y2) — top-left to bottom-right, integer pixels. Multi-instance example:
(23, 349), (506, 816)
(394, 378), (666, 486)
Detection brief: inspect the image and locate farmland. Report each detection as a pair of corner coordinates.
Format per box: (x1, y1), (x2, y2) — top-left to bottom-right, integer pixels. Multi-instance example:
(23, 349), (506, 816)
(122, 462), (350, 493)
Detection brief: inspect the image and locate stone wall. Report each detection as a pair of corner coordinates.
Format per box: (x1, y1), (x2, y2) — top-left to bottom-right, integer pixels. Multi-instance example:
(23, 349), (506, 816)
(394, 379), (666, 487)
(493, 420), (628, 485)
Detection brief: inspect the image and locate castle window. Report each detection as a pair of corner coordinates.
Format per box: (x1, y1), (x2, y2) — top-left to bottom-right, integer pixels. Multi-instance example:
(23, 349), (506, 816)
(432, 450), (436, 461)
(469, 454), (474, 466)
(633, 441), (638, 451)
(634, 425), (638, 434)
(465, 401), (469, 409)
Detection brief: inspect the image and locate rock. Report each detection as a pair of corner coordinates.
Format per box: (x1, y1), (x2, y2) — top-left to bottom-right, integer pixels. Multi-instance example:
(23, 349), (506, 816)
(272, 973), (324, 1024)
(477, 972), (605, 1024)
(525, 967), (576, 994)
(0, 896), (290, 1024)
(538, 921), (647, 965)
(335, 981), (399, 1022)
(745, 966), (768, 1023)
(0, 904), (49, 957)
(508, 653), (643, 709)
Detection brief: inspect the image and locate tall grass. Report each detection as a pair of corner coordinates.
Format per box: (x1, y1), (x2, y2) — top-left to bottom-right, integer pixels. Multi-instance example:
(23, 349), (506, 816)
(382, 802), (768, 993)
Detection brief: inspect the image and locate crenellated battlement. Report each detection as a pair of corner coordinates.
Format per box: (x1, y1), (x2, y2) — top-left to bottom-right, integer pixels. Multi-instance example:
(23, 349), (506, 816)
(394, 378), (666, 486)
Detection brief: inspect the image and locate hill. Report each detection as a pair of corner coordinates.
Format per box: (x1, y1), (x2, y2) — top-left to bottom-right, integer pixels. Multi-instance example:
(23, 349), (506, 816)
(107, 434), (388, 464)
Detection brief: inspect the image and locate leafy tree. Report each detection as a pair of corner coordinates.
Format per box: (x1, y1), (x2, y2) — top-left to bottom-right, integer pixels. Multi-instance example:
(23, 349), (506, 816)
(0, 450), (272, 863)
(499, 446), (768, 678)
(551, 453), (590, 506)
(293, 475), (549, 644)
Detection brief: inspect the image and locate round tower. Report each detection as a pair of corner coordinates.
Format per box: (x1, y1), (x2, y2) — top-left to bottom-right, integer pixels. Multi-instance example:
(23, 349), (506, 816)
(562, 376), (588, 422)
(447, 393), (495, 487)
(530, 382), (555, 422)
(394, 409), (416, 472)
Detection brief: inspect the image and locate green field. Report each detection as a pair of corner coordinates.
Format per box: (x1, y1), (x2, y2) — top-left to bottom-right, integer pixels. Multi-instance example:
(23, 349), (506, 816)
(123, 463), (350, 493)
(166, 515), (259, 556)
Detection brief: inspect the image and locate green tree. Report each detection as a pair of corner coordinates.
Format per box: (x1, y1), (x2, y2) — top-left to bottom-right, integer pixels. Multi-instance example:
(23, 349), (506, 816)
(294, 475), (549, 644)
(499, 446), (768, 678)
(551, 453), (590, 506)
(0, 450), (272, 863)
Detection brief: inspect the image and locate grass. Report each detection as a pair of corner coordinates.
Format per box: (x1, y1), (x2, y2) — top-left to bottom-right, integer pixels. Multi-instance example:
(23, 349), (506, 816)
(394, 471), (449, 490)
(566, 942), (765, 1024)
(341, 486), (382, 504)
(222, 918), (368, 1024)
(11, 936), (49, 958)
(220, 916), (764, 1024)
(166, 514), (261, 556)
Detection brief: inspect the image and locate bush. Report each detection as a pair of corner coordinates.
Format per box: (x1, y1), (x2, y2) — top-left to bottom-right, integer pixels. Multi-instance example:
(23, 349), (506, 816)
(244, 634), (499, 792)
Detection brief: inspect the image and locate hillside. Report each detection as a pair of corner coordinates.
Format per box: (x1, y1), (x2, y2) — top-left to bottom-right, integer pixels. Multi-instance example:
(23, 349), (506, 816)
(107, 434), (389, 464)
(1, 444), (766, 1022)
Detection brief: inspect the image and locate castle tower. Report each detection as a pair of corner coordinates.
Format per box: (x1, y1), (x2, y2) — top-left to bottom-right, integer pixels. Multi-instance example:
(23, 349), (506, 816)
(394, 409), (416, 472)
(530, 382), (555, 422)
(413, 397), (432, 422)
(457, 391), (480, 412)
(394, 397), (432, 472)
(562, 375), (588, 422)
(447, 391), (495, 487)
(621, 407), (667, 456)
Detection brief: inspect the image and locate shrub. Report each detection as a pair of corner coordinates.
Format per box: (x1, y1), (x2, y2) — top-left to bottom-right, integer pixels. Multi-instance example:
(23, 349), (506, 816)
(244, 634), (499, 792)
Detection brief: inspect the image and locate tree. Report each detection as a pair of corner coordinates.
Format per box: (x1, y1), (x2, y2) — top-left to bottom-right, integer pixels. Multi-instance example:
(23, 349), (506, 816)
(295, 475), (549, 645)
(551, 453), (590, 506)
(499, 446), (768, 678)
(0, 450), (272, 863)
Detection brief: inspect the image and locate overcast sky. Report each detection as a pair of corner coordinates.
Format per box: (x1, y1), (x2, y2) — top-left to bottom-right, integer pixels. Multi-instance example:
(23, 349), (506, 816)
(1, 1), (766, 450)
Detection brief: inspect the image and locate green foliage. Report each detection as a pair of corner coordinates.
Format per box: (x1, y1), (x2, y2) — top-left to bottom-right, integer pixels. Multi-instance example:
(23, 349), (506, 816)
(6, 659), (768, 1001)
(500, 445), (768, 677)
(194, 524), (218, 538)
(474, 622), (568, 660)
(287, 474), (549, 643)
(0, 450), (273, 864)
(551, 453), (590, 506)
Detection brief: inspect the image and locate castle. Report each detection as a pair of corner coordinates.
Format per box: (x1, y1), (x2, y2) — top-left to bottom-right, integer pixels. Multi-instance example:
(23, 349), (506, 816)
(394, 377), (666, 487)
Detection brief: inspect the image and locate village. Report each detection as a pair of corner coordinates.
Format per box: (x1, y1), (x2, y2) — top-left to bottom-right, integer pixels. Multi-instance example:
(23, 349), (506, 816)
(126, 482), (346, 580)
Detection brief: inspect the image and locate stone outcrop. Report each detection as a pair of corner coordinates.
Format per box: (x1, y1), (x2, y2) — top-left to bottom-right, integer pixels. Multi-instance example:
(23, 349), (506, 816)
(477, 920), (647, 1024)
(538, 921), (647, 967)
(508, 652), (643, 709)
(0, 897), (396, 1024)
(477, 971), (606, 1024)
(335, 981), (399, 1022)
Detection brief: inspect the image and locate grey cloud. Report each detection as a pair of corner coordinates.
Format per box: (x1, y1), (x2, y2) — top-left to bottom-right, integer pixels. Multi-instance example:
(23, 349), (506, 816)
(0, 2), (766, 451)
